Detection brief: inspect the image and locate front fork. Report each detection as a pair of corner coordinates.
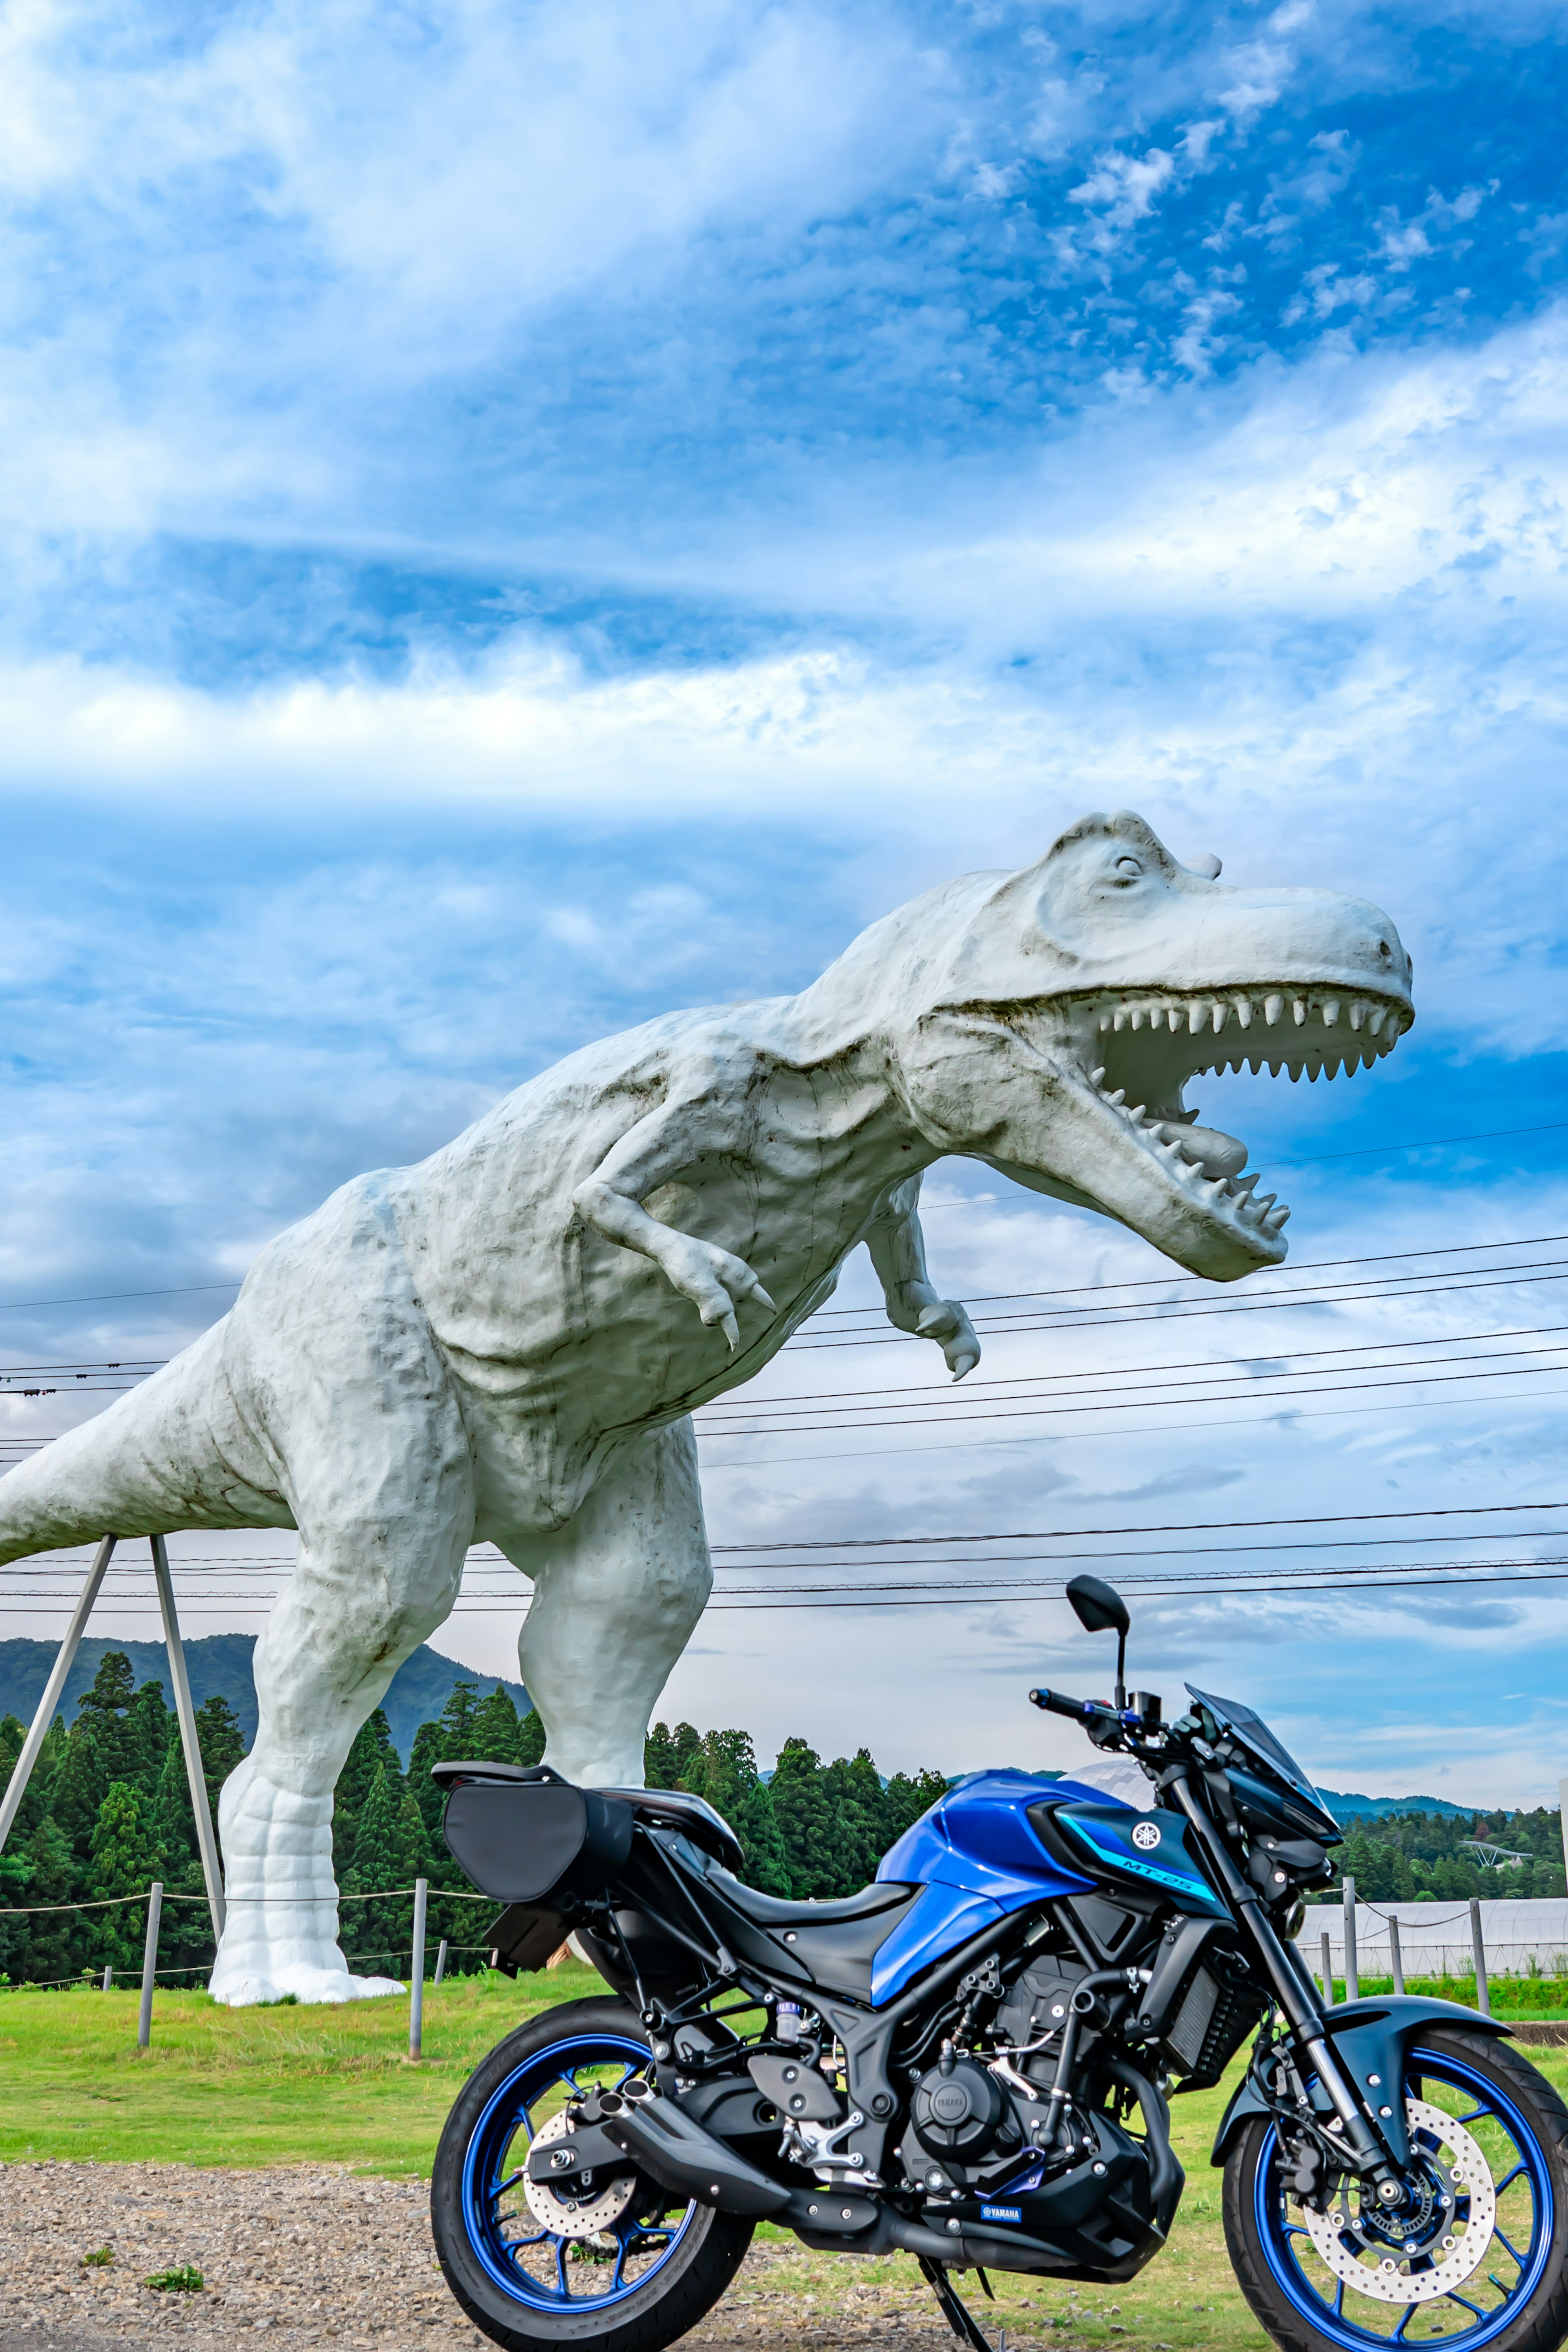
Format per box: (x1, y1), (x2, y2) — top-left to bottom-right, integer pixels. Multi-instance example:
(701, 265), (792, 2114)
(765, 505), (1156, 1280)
(1164, 1771), (1405, 2196)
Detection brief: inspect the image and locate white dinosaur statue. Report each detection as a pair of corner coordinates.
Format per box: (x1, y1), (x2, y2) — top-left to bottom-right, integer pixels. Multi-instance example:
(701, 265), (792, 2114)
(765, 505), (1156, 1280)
(0, 813), (1413, 2004)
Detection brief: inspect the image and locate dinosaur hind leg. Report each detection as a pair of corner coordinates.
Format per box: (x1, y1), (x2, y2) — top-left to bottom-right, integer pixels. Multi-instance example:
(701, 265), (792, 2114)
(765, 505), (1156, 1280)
(501, 1419), (712, 1788)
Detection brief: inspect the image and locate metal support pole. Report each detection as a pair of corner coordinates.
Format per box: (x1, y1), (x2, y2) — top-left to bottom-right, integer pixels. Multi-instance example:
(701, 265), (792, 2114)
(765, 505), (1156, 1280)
(1559, 1776), (1568, 1891)
(1321, 1930), (1334, 2003)
(138, 1883), (163, 2049)
(0, 1536), (117, 1857)
(434, 1939), (448, 1986)
(410, 1879), (428, 2060)
(1390, 1914), (1405, 1996)
(102, 1964), (112, 1992)
(1343, 1877), (1359, 2002)
(1470, 1898), (1490, 2017)
(151, 1535), (225, 1940)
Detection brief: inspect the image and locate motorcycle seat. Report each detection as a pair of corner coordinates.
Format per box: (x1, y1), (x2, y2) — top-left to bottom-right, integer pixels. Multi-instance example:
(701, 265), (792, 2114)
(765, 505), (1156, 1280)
(702, 1872), (917, 1928)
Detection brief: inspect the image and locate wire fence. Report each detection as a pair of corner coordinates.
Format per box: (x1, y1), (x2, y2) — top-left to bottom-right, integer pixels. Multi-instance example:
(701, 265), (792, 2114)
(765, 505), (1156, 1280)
(0, 1878), (527, 2055)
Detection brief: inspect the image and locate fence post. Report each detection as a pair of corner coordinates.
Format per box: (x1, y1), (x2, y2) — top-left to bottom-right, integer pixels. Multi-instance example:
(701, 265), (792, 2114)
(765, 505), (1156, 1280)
(102, 1964), (112, 1992)
(1389, 1914), (1404, 1996)
(410, 1879), (428, 2060)
(434, 1939), (448, 1986)
(1470, 1898), (1490, 2017)
(1343, 1877), (1359, 2002)
(138, 1883), (163, 2049)
(1321, 1930), (1334, 2002)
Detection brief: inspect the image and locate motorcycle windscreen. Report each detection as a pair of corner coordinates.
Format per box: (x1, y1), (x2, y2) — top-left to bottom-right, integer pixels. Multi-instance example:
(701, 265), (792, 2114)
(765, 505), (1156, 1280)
(1048, 1802), (1228, 1917)
(1185, 1684), (1339, 1838)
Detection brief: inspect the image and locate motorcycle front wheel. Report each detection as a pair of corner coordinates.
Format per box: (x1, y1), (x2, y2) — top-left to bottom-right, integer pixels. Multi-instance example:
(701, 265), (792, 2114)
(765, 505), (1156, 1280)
(430, 1995), (754, 2352)
(1224, 2027), (1568, 2352)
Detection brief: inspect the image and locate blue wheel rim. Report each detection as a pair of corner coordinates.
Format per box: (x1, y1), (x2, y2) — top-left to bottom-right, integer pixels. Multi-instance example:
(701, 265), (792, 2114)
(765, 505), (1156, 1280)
(459, 2030), (698, 2312)
(1254, 2045), (1555, 2350)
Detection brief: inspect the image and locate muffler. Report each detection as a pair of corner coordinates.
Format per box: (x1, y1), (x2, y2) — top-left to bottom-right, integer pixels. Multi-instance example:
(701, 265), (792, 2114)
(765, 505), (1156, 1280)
(594, 2084), (792, 2217)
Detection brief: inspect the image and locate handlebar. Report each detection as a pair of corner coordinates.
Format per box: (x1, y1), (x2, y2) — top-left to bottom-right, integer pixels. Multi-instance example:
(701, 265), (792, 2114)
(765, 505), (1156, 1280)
(1029, 1686), (1124, 1727)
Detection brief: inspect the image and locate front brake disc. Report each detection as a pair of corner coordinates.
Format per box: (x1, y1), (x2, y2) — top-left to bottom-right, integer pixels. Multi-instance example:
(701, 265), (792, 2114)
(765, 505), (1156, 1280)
(1301, 2097), (1496, 2305)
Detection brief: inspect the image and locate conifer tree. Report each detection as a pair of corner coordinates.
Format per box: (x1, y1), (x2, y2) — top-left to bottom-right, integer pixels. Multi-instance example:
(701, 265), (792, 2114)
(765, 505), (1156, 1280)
(129, 1680), (173, 1795)
(332, 1708), (401, 1879)
(883, 1767), (949, 1846)
(436, 1681), (480, 1753)
(407, 1719), (448, 1843)
(76, 1652), (142, 1787)
(738, 1777), (792, 1896)
(517, 1709), (546, 1766)
(91, 1780), (161, 1969)
(770, 1738), (840, 1898)
(470, 1686), (522, 1762)
(17, 1815), (74, 1982)
(194, 1695), (246, 1829)
(822, 1749), (887, 1893)
(345, 1762), (403, 1966)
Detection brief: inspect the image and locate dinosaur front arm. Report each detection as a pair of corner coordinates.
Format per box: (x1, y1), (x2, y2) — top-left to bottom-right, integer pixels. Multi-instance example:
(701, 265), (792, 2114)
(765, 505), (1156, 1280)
(571, 1090), (777, 1352)
(865, 1176), (980, 1380)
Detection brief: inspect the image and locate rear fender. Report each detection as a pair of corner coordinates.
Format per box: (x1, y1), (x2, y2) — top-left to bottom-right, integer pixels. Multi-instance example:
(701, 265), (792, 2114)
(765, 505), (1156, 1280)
(1212, 1996), (1510, 2169)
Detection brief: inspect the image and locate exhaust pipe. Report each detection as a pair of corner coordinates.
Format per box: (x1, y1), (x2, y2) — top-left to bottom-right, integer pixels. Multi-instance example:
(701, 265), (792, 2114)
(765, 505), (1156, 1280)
(595, 2085), (793, 2217)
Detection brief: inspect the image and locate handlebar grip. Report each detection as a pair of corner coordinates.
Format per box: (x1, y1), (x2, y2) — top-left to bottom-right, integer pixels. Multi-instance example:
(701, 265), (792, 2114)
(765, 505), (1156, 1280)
(1029, 1686), (1107, 1722)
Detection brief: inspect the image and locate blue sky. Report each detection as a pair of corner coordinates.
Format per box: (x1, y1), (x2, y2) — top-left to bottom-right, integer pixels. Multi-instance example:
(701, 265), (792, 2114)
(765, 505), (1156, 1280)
(2, 0), (1568, 1803)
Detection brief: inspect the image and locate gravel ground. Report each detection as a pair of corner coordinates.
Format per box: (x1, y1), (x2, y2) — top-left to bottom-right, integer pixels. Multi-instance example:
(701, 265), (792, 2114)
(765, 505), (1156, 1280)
(0, 2163), (962, 2352)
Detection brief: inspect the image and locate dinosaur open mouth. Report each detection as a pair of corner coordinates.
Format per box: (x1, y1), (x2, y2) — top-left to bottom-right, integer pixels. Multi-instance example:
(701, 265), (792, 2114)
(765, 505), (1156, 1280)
(1068, 983), (1413, 1252)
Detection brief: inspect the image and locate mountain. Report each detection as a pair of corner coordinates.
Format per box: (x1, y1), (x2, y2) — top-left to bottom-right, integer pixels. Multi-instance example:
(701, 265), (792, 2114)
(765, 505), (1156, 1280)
(1315, 1787), (1476, 1823)
(0, 1635), (530, 1765)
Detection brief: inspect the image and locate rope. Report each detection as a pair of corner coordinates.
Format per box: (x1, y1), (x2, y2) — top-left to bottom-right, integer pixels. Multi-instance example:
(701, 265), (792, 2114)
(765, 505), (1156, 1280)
(0, 1882), (493, 1917)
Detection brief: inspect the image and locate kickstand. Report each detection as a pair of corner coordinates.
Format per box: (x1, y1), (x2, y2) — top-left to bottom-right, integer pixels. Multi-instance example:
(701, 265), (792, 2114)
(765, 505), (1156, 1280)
(916, 2256), (996, 2352)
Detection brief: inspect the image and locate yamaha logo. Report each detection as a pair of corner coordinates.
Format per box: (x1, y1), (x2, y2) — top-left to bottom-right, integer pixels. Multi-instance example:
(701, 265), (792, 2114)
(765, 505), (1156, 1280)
(1131, 1821), (1161, 1850)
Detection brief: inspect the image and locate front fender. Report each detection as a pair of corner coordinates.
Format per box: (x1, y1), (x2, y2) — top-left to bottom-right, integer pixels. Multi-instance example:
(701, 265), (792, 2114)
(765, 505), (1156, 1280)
(1212, 1996), (1510, 2169)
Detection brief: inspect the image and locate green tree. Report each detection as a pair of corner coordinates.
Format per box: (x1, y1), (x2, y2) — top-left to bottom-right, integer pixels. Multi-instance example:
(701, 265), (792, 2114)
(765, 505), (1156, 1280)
(344, 1763), (405, 1970)
(517, 1708), (546, 1766)
(646, 1722), (701, 1789)
(14, 1815), (76, 1983)
(407, 1719), (448, 1844)
(76, 1652), (142, 1786)
(770, 1739), (840, 1899)
(738, 1778), (792, 1895)
(332, 1708), (401, 1880)
(822, 1750), (887, 1893)
(90, 1780), (161, 1971)
(436, 1681), (480, 1753)
(129, 1679), (174, 1795)
(194, 1695), (246, 1834)
(883, 1768), (949, 1849)
(470, 1686), (522, 1762)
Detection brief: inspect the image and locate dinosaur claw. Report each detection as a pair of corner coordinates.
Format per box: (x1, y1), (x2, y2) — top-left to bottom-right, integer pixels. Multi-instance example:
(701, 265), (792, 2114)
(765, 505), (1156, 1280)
(721, 1311), (739, 1350)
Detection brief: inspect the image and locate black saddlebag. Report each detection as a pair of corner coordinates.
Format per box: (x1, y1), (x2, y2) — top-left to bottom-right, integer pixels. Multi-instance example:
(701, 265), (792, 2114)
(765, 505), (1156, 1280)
(434, 1761), (634, 1904)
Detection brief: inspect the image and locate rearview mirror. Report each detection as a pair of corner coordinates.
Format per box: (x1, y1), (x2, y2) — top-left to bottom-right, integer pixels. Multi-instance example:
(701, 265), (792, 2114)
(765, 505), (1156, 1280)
(1065, 1574), (1130, 1708)
(1065, 1575), (1129, 1637)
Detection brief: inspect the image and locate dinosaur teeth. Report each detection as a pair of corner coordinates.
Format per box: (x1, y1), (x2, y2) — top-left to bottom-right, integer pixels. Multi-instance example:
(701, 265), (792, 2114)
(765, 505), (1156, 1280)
(1322, 998), (1340, 1025)
(1233, 1172), (1260, 1196)
(1235, 995), (1252, 1028)
(1293, 998), (1308, 1025)
(1113, 1008), (1127, 1032)
(1212, 1000), (1227, 1033)
(1091, 1067), (1106, 1086)
(1264, 994), (1283, 1026)
(1368, 1007), (1385, 1036)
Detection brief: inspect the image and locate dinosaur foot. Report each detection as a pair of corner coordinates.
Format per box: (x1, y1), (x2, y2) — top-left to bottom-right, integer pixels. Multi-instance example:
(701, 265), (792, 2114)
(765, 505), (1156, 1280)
(209, 1956), (405, 2007)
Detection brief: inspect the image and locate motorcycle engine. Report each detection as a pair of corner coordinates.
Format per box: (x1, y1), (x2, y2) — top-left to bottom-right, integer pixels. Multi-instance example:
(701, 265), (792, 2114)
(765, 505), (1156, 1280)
(900, 2053), (1028, 2189)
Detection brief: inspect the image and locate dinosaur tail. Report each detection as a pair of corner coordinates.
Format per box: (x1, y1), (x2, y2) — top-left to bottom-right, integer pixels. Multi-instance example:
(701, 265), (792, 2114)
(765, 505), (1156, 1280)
(0, 1319), (284, 1565)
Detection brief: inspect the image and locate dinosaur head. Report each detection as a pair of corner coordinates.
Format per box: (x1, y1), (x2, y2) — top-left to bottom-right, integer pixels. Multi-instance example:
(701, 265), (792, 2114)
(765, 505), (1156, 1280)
(885, 812), (1414, 1280)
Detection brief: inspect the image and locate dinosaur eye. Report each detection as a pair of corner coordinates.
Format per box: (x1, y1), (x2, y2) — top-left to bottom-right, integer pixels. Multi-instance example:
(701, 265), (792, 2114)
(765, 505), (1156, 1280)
(1112, 856), (1142, 882)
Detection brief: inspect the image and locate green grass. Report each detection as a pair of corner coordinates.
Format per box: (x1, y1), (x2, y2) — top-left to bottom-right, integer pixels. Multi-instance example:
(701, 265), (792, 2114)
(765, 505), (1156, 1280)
(1319, 1973), (1568, 2016)
(3, 1968), (1567, 2352)
(0, 1962), (607, 2173)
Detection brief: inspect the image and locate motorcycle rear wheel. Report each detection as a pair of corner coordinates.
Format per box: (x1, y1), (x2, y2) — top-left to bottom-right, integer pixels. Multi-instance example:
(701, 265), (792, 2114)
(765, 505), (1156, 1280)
(1223, 2027), (1568, 2352)
(430, 1995), (754, 2352)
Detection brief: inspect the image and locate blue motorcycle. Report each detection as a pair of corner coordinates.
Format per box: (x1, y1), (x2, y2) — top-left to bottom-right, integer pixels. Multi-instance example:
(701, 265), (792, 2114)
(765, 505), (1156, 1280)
(429, 1575), (1568, 2352)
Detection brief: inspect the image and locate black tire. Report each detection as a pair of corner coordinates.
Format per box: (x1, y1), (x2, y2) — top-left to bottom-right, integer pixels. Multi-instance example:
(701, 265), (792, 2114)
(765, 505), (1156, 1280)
(1223, 2026), (1568, 2352)
(430, 1995), (754, 2352)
